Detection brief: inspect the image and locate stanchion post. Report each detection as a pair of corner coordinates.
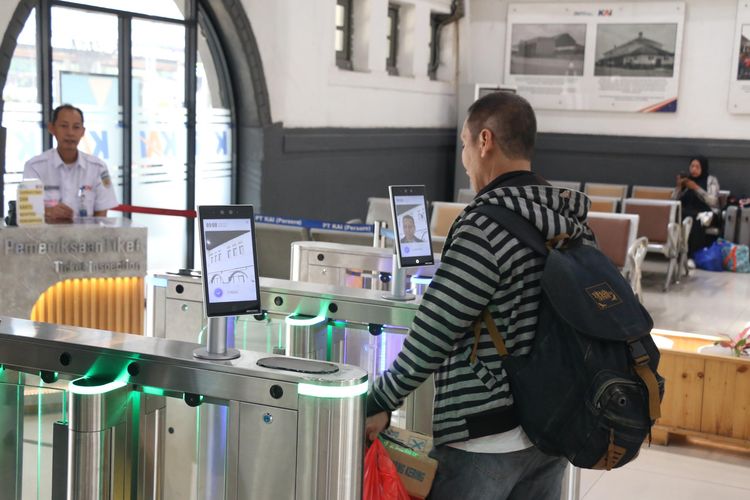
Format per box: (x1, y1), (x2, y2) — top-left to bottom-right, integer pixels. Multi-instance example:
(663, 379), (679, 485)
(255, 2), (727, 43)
(67, 378), (129, 500)
(194, 316), (240, 360)
(382, 254), (415, 301)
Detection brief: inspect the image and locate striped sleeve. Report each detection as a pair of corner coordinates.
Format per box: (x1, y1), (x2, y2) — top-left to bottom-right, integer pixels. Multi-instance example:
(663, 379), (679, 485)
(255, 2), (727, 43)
(367, 221), (499, 415)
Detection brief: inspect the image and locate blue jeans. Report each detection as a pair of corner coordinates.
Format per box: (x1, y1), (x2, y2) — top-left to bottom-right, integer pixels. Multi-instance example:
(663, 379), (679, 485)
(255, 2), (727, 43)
(428, 445), (567, 500)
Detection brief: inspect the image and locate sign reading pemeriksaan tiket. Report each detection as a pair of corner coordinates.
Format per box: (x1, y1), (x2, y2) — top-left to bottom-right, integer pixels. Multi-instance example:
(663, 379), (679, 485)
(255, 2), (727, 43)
(0, 219), (147, 320)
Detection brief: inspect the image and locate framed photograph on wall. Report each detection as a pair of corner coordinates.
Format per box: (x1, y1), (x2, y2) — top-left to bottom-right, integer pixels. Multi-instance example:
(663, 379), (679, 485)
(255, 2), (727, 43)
(504, 2), (685, 112)
(729, 1), (750, 113)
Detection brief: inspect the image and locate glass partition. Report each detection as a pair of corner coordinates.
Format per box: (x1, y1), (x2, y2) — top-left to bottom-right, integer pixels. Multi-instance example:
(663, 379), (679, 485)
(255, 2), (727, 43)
(130, 18), (188, 271)
(1, 9), (40, 214)
(51, 7), (123, 201)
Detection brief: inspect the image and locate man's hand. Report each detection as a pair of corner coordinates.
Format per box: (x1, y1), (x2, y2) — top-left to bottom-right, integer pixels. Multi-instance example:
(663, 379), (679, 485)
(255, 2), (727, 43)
(45, 203), (74, 223)
(365, 411), (389, 442)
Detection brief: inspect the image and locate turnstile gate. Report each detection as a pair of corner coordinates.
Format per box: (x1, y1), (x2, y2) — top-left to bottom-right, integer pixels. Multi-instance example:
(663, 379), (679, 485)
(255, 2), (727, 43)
(0, 316), (366, 499)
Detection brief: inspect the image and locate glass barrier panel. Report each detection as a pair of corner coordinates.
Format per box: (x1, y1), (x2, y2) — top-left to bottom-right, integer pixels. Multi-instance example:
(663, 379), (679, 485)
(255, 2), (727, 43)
(235, 315), (286, 354)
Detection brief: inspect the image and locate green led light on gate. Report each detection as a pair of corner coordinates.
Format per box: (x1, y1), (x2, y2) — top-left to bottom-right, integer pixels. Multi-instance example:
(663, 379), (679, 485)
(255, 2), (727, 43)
(285, 313), (327, 327)
(68, 378), (127, 396)
(298, 381), (368, 399)
(142, 386), (167, 397)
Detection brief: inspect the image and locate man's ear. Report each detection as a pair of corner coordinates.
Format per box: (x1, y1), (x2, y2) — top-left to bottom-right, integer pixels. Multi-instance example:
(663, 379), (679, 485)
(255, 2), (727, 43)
(479, 128), (493, 156)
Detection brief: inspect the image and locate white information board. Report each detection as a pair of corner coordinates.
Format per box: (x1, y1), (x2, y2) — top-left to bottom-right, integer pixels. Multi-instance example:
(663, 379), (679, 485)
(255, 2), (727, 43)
(729, 0), (750, 114)
(504, 2), (685, 112)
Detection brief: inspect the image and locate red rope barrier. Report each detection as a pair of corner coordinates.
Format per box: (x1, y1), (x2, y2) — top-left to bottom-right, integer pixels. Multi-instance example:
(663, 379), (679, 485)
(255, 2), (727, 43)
(112, 204), (197, 218)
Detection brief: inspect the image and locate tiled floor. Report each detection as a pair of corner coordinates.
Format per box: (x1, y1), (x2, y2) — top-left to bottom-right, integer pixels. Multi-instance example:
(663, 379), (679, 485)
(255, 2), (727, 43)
(576, 259), (750, 499)
(641, 256), (750, 336)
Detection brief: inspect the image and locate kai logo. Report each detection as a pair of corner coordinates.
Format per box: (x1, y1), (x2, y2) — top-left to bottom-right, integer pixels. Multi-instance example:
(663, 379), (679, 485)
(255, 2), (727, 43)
(585, 282), (622, 310)
(598, 9), (613, 16)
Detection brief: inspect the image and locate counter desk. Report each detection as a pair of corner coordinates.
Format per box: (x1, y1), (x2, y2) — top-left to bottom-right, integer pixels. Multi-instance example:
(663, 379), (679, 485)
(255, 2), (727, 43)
(0, 218), (147, 334)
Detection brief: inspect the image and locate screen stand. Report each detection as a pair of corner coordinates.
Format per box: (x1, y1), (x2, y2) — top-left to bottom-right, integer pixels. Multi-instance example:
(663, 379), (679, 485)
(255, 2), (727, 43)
(382, 255), (415, 301)
(194, 316), (241, 360)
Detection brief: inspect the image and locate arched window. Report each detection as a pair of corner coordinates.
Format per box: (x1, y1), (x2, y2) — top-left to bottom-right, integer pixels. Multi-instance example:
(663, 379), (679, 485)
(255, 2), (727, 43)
(1, 0), (239, 270)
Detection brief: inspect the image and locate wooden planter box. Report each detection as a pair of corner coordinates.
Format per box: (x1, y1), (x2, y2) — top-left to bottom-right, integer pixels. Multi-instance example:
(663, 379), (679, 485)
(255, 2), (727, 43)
(652, 330), (750, 449)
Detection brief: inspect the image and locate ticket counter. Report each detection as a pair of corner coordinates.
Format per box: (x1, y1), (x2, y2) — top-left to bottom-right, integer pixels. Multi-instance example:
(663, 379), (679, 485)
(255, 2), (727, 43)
(0, 218), (147, 334)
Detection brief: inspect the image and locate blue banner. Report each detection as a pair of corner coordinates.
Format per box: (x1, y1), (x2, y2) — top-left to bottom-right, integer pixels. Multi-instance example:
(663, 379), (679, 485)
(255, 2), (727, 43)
(254, 214), (374, 233)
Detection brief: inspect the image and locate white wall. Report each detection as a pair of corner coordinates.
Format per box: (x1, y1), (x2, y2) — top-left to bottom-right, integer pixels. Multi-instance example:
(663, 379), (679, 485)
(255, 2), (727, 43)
(0, 0), (21, 43)
(466, 0), (750, 140)
(242, 0), (458, 128)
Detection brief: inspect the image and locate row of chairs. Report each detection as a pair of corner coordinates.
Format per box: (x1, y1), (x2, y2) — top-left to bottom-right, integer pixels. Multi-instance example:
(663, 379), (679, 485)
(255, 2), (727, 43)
(365, 196), (663, 297)
(347, 193), (691, 295)
(457, 182), (731, 212)
(364, 197), (471, 239)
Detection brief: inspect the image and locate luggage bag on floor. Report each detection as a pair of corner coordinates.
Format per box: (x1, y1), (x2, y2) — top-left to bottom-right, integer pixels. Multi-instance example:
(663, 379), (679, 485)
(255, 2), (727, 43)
(724, 206), (738, 242)
(738, 206), (750, 246)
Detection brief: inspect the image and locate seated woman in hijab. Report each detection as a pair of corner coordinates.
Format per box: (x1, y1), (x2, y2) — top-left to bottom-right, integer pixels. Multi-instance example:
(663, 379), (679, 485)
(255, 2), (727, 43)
(673, 155), (720, 259)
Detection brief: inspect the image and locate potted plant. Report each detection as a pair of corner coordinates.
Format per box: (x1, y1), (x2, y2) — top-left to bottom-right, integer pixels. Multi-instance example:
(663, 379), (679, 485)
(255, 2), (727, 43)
(713, 326), (750, 357)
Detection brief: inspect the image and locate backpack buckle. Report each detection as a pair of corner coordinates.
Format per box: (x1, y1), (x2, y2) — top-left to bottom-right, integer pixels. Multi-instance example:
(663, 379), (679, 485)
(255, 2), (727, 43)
(628, 340), (650, 366)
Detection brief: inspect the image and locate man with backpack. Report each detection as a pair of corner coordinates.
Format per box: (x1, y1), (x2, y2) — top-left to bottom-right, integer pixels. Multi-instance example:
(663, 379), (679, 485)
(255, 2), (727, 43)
(365, 92), (596, 499)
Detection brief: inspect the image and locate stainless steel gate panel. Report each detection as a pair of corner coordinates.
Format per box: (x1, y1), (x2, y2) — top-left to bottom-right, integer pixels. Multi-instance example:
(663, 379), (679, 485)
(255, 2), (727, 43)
(237, 402), (298, 500)
(0, 316), (367, 499)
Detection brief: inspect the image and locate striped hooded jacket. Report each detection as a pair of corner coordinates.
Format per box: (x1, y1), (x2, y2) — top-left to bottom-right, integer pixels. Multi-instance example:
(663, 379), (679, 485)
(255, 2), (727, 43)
(367, 174), (595, 447)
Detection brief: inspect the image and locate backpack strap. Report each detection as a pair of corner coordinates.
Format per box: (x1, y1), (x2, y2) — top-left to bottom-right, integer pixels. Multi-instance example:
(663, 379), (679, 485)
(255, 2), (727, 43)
(472, 204), (550, 256)
(629, 340), (662, 420)
(470, 308), (509, 363)
(469, 204), (557, 363)
(468, 204), (577, 361)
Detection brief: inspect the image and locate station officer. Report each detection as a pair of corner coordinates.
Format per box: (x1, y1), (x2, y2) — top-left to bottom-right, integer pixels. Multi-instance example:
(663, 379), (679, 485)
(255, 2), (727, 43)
(23, 104), (118, 223)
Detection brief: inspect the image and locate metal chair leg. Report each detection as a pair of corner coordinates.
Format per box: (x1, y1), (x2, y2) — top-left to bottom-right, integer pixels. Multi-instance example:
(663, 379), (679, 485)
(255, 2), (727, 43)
(664, 256), (676, 292)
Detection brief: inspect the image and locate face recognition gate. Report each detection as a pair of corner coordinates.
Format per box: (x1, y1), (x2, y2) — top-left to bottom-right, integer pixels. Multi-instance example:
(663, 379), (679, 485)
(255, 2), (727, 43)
(150, 275), (432, 431)
(0, 316), (366, 500)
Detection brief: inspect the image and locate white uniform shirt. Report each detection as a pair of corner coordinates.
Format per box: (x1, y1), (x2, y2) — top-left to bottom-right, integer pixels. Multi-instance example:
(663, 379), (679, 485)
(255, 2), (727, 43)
(23, 148), (119, 217)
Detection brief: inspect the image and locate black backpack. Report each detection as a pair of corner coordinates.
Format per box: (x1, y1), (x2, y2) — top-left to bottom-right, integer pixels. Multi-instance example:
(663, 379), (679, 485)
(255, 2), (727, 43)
(470, 203), (664, 470)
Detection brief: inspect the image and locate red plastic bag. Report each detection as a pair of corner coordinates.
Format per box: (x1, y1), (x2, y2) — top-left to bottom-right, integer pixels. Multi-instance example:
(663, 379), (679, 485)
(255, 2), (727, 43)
(363, 439), (410, 500)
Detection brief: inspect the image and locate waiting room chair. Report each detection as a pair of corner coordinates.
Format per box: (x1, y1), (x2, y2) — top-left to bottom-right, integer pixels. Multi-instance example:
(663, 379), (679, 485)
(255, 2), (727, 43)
(365, 197), (393, 225)
(430, 201), (465, 238)
(630, 185), (674, 201)
(431, 235), (447, 254)
(719, 190), (731, 210)
(585, 183), (628, 199)
(621, 198), (682, 291)
(255, 223), (310, 279)
(588, 196), (620, 213)
(586, 212), (646, 299)
(679, 216), (693, 279)
(548, 180), (582, 191)
(455, 188), (475, 204)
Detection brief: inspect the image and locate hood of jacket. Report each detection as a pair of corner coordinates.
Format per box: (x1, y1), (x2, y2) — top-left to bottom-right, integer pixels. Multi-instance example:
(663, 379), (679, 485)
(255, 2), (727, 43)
(452, 184), (593, 245)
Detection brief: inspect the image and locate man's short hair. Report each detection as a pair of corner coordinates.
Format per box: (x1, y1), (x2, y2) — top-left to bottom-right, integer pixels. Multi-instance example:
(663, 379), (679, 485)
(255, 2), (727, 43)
(402, 214), (415, 224)
(52, 104), (85, 125)
(466, 92), (536, 160)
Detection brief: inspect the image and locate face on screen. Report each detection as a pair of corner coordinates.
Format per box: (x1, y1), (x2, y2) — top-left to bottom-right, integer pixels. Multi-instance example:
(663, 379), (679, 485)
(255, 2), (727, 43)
(394, 195), (431, 261)
(202, 218), (258, 304)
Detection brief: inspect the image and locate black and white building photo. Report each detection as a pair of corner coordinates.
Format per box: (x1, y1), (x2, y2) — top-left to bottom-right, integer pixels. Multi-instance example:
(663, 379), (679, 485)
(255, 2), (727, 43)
(510, 24), (586, 76)
(738, 25), (750, 80)
(595, 23), (678, 77)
